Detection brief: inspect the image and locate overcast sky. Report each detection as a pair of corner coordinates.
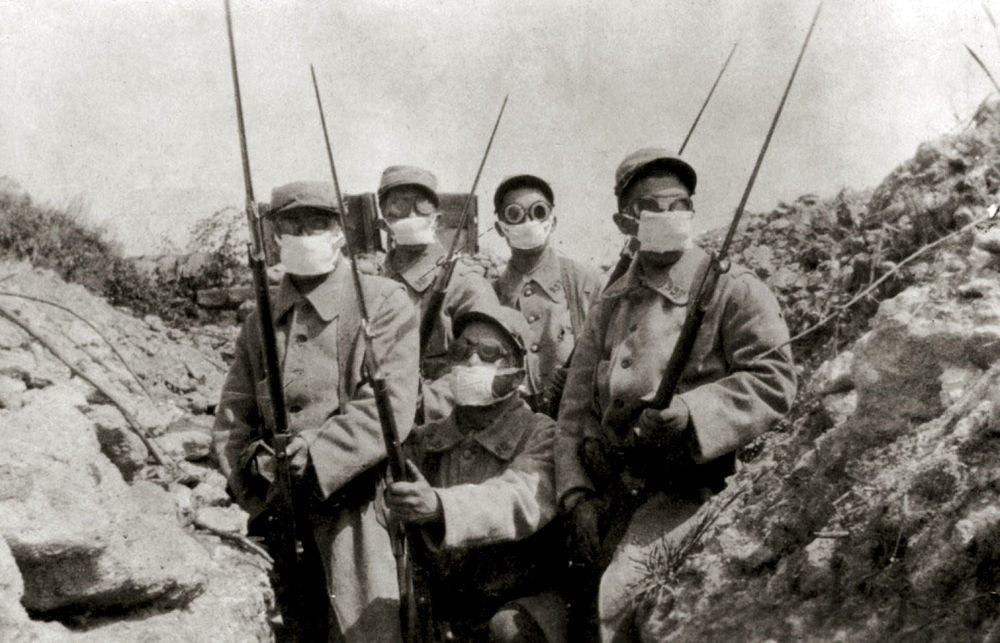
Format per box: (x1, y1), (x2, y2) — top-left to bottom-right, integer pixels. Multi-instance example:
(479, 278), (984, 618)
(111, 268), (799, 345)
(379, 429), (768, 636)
(2, 0), (998, 265)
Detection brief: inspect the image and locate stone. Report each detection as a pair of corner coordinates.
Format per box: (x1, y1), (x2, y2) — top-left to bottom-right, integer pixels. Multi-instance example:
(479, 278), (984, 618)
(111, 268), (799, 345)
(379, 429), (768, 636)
(158, 430), (212, 462)
(194, 505), (248, 536)
(89, 404), (149, 482)
(0, 396), (209, 616)
(0, 375), (26, 409)
(820, 390), (857, 429)
(809, 351), (855, 395)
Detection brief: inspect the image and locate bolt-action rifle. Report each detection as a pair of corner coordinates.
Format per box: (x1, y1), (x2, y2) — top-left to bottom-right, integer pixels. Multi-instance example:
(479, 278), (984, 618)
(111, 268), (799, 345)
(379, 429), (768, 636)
(309, 65), (426, 643)
(543, 42), (739, 417)
(224, 1), (325, 640)
(418, 97), (508, 358)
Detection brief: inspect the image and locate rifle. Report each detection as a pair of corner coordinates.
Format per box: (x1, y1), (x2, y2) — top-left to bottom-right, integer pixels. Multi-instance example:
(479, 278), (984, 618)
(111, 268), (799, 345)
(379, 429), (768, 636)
(224, 1), (324, 640)
(418, 97), (508, 356)
(543, 42), (739, 417)
(309, 65), (424, 643)
(618, 5), (820, 439)
(603, 40), (739, 294)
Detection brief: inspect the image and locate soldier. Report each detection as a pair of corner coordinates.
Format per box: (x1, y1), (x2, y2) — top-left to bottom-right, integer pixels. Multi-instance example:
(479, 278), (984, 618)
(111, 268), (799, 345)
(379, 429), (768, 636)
(554, 149), (798, 640)
(213, 181), (419, 642)
(385, 304), (567, 642)
(377, 165), (500, 385)
(491, 174), (603, 416)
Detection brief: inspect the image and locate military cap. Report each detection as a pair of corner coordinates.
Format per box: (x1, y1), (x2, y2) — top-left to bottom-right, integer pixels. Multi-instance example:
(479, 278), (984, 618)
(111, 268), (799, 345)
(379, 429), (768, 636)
(493, 174), (555, 212)
(453, 304), (531, 358)
(270, 181), (340, 216)
(614, 148), (697, 205)
(377, 165), (440, 207)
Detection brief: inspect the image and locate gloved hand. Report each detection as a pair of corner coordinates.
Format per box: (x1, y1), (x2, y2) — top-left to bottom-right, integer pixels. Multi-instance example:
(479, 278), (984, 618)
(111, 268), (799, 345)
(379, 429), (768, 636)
(634, 396), (692, 449)
(385, 460), (443, 524)
(566, 493), (603, 568)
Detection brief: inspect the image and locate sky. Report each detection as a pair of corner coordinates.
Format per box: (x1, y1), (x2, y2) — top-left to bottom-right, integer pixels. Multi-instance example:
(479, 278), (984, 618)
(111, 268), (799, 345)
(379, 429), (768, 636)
(2, 0), (999, 266)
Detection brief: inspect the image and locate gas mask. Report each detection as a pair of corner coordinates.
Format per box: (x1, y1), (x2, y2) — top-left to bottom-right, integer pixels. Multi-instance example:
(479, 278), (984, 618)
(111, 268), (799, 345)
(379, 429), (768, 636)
(451, 364), (523, 407)
(388, 215), (438, 246)
(277, 231), (344, 276)
(498, 218), (554, 250)
(636, 210), (694, 253)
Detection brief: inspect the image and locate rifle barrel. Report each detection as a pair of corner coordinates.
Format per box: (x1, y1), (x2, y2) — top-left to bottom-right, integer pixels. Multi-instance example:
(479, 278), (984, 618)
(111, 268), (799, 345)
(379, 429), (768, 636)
(678, 41), (738, 155)
(720, 3), (822, 258)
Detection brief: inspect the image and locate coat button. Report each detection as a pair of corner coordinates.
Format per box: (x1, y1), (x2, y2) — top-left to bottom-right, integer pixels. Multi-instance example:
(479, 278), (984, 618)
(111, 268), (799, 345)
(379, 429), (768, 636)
(553, 282), (561, 291)
(295, 333), (308, 344)
(629, 323), (638, 332)
(530, 343), (540, 353)
(621, 357), (632, 368)
(289, 404), (303, 413)
(523, 286), (534, 297)
(527, 314), (539, 322)
(462, 447), (475, 460)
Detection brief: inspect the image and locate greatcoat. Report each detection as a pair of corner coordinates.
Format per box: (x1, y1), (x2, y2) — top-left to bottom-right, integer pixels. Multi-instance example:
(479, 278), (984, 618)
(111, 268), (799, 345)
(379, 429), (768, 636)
(406, 397), (567, 642)
(554, 246), (797, 640)
(493, 246), (602, 411)
(213, 257), (419, 643)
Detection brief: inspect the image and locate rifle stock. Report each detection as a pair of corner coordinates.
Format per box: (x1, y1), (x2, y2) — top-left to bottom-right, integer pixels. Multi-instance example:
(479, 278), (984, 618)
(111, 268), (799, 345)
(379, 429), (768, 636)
(224, 1), (324, 640)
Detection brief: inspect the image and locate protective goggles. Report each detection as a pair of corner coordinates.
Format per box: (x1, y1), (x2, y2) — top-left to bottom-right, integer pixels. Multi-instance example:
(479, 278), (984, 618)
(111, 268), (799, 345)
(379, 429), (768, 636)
(273, 211), (336, 235)
(447, 337), (512, 363)
(497, 200), (552, 225)
(382, 193), (437, 219)
(622, 194), (693, 219)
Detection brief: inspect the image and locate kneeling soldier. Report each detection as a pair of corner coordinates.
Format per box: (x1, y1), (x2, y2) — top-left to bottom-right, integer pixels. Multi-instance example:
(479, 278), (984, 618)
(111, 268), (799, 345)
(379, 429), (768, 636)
(386, 304), (567, 642)
(213, 181), (419, 642)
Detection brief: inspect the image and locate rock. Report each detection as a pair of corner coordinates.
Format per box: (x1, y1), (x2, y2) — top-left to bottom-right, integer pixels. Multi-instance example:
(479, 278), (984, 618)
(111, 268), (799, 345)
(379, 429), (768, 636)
(819, 390), (857, 428)
(974, 226), (1000, 254)
(0, 537), (71, 640)
(89, 404), (149, 481)
(191, 472), (231, 509)
(194, 505), (248, 536)
(0, 375), (26, 409)
(144, 315), (166, 332)
(158, 430), (212, 462)
(797, 537), (838, 597)
(0, 396), (209, 616)
(938, 367), (981, 408)
(809, 351), (855, 395)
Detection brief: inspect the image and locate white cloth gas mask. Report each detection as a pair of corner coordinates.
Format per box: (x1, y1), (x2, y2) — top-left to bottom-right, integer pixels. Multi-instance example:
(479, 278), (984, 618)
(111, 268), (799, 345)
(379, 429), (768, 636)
(388, 214), (438, 246)
(277, 231), (344, 276)
(498, 218), (554, 250)
(450, 363), (522, 407)
(636, 210), (694, 253)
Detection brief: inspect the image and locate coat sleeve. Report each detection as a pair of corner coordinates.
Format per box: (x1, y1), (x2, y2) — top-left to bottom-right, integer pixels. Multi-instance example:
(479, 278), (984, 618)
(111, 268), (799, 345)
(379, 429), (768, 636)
(211, 321), (266, 515)
(553, 298), (607, 506)
(444, 265), (500, 322)
(679, 272), (798, 462)
(434, 418), (557, 549)
(297, 284), (420, 500)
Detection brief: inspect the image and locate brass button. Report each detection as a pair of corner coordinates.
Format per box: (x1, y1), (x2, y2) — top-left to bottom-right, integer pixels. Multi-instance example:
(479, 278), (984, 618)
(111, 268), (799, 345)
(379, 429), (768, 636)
(527, 314), (539, 322)
(523, 286), (534, 297)
(621, 357), (632, 368)
(530, 343), (540, 353)
(295, 334), (308, 344)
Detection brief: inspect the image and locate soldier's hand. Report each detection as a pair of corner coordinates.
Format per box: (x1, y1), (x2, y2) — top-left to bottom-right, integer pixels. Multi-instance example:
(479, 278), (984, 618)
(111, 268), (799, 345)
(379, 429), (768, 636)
(568, 495), (602, 567)
(385, 460), (442, 524)
(286, 436), (310, 479)
(634, 397), (691, 447)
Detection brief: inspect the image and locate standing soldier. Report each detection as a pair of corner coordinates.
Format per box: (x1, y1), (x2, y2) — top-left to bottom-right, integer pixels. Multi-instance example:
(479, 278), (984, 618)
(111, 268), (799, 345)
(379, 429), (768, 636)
(377, 165), (500, 417)
(491, 175), (603, 416)
(554, 150), (798, 640)
(386, 304), (567, 642)
(213, 181), (419, 642)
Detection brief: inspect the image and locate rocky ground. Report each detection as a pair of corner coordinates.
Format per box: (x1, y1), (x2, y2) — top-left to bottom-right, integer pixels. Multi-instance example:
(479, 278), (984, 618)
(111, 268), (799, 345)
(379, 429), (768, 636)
(0, 261), (271, 641)
(632, 100), (1000, 640)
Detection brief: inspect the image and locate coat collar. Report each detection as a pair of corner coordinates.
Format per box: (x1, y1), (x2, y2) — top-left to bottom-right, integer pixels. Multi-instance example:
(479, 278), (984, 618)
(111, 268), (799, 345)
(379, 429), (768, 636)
(386, 243), (446, 294)
(419, 397), (535, 461)
(272, 256), (349, 323)
(603, 246), (707, 305)
(496, 246), (565, 303)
